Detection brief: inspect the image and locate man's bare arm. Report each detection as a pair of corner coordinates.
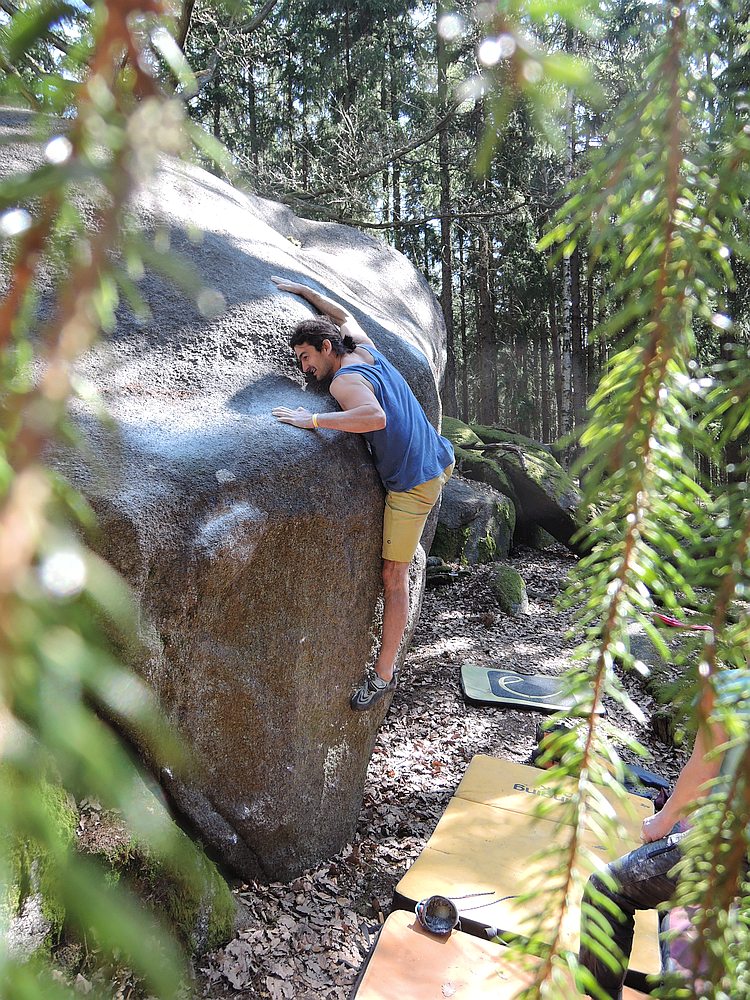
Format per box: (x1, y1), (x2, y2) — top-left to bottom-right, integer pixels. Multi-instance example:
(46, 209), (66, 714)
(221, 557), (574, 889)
(272, 374), (385, 433)
(271, 275), (374, 346)
(641, 718), (728, 842)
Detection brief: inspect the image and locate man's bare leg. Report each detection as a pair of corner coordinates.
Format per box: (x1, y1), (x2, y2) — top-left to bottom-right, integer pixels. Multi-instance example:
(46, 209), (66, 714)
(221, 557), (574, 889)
(374, 558), (411, 682)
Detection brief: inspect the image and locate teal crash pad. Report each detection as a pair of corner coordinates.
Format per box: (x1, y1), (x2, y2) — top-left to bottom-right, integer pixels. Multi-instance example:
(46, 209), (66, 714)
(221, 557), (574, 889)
(460, 664), (599, 714)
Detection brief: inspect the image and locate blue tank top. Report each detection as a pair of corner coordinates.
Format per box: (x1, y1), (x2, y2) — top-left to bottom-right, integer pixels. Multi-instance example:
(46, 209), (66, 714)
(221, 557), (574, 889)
(331, 346), (454, 493)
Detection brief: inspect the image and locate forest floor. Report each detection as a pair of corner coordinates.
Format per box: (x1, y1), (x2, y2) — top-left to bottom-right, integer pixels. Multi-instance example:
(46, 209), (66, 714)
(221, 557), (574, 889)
(196, 545), (686, 1000)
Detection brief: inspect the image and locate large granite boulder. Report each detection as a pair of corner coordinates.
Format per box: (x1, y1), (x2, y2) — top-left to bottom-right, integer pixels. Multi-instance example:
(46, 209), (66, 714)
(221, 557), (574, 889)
(0, 108), (448, 880)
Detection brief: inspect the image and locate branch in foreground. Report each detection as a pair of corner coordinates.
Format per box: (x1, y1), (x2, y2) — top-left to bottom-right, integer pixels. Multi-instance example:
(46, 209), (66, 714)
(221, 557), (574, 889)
(0, 0), (71, 53)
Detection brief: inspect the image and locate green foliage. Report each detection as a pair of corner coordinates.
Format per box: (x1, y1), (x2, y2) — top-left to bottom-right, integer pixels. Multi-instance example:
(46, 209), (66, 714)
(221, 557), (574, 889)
(497, 1), (750, 996)
(0, 1), (234, 997)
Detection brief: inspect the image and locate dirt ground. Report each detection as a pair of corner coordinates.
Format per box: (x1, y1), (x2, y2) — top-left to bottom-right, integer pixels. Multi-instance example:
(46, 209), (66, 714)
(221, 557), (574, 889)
(196, 545), (685, 1000)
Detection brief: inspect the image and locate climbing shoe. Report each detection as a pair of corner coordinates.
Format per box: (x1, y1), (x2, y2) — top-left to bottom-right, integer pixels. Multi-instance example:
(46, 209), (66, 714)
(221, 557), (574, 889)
(350, 671), (396, 711)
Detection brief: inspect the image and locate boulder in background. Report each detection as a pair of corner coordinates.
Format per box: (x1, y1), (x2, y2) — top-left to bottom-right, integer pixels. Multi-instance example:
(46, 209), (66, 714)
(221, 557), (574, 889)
(432, 474), (515, 564)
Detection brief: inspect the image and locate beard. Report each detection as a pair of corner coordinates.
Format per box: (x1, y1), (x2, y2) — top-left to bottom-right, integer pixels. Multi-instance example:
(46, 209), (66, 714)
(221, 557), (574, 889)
(304, 370), (331, 393)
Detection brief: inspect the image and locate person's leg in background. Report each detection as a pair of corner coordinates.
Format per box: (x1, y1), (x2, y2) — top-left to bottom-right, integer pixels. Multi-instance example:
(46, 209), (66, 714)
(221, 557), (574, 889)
(579, 838), (680, 999)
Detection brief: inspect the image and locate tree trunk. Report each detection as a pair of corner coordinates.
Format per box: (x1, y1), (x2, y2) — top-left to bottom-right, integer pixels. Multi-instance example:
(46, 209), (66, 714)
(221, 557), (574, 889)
(560, 261), (574, 448)
(458, 224), (469, 421)
(476, 225), (498, 425)
(286, 36), (295, 178)
(388, 30), (402, 251)
(559, 26), (577, 454)
(212, 68), (221, 139)
(437, 0), (457, 416)
(571, 245), (586, 429)
(301, 86), (310, 191)
(586, 263), (596, 398)
(517, 326), (531, 436)
(540, 313), (551, 443)
(550, 280), (563, 439)
(176, 0), (196, 50)
(381, 59), (390, 223)
(247, 63), (259, 170)
(343, 4), (355, 109)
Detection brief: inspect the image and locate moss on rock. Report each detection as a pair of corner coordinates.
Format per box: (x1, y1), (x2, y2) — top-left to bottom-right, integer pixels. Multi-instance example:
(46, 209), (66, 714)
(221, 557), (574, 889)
(490, 564), (529, 616)
(430, 522), (472, 563)
(473, 496), (515, 563)
(79, 775), (237, 956)
(472, 424), (543, 451)
(2, 775), (78, 959)
(453, 446), (516, 503)
(441, 416), (483, 450)
(470, 425), (579, 509)
(139, 840), (237, 955)
(528, 526), (557, 550)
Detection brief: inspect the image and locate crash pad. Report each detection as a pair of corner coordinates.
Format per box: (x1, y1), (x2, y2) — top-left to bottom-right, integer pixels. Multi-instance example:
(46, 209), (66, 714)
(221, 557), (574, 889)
(351, 909), (652, 999)
(454, 756), (653, 843)
(351, 909), (535, 999)
(460, 664), (600, 712)
(394, 795), (661, 978)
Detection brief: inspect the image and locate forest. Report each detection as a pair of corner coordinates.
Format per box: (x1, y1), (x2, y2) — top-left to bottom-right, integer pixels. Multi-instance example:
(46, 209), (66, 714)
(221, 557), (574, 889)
(2, 0), (750, 998)
(178, 0), (749, 452)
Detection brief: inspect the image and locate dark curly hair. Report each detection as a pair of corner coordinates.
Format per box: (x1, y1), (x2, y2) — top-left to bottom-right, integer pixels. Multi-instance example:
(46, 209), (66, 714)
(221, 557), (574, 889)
(290, 318), (356, 356)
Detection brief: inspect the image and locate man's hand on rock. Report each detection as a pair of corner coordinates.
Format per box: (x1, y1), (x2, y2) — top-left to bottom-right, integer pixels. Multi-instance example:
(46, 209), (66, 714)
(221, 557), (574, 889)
(272, 406), (315, 429)
(271, 275), (308, 295)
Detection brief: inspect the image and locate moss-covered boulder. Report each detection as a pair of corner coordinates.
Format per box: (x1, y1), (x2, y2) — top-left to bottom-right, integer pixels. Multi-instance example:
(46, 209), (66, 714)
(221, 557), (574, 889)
(432, 474), (515, 564)
(441, 417), (585, 554)
(528, 526), (558, 551)
(3, 778), (78, 960)
(454, 446), (515, 501)
(441, 416), (483, 450)
(77, 773), (238, 955)
(473, 424), (546, 452)
(490, 564), (529, 616)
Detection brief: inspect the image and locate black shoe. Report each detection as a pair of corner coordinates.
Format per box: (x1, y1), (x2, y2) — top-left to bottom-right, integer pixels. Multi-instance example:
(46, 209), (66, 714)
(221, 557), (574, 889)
(350, 672), (396, 711)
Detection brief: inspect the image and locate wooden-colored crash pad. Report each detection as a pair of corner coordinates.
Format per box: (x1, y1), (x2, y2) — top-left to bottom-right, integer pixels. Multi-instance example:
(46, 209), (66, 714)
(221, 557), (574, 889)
(352, 909), (652, 1000)
(352, 909), (535, 999)
(395, 759), (661, 979)
(454, 756), (653, 843)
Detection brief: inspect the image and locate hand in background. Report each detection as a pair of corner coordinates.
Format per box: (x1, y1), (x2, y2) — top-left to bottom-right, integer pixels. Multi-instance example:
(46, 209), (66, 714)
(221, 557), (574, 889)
(641, 809), (675, 844)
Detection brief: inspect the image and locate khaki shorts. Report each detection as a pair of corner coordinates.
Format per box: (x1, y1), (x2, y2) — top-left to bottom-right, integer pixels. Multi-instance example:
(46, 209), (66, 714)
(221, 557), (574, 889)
(382, 463), (454, 563)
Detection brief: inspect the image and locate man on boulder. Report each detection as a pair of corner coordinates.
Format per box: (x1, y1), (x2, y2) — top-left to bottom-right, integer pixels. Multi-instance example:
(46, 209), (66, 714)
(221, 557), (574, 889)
(271, 276), (454, 711)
